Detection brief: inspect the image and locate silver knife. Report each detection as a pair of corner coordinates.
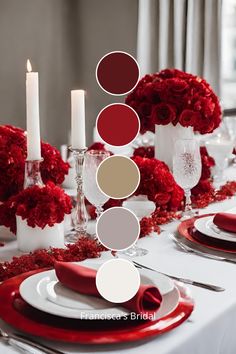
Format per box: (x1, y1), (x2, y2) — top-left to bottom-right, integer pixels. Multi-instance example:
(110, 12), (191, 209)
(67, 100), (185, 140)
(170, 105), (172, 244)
(133, 261), (225, 292)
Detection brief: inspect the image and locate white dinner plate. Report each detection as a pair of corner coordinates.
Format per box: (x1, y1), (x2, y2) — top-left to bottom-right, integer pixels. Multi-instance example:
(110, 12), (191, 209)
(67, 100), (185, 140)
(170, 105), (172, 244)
(194, 216), (236, 242)
(19, 260), (176, 320)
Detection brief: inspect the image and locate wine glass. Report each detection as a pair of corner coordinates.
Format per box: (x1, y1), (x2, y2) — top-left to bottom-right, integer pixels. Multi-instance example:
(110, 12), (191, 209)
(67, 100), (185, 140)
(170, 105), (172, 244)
(122, 197), (156, 256)
(173, 139), (202, 220)
(205, 137), (233, 185)
(83, 150), (110, 224)
(224, 117), (236, 166)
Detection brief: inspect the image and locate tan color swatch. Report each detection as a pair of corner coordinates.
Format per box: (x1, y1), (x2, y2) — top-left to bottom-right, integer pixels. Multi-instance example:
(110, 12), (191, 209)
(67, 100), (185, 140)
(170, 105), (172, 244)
(96, 155), (140, 199)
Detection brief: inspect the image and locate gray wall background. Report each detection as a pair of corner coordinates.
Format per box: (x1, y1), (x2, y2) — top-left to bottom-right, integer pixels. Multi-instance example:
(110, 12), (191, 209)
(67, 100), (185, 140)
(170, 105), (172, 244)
(0, 0), (138, 147)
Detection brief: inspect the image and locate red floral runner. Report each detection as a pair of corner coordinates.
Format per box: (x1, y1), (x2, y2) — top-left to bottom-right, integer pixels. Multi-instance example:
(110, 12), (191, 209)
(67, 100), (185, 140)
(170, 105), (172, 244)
(0, 237), (105, 282)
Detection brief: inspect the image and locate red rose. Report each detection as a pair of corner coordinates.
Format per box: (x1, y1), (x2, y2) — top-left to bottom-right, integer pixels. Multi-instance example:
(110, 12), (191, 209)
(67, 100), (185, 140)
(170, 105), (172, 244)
(88, 142), (106, 151)
(194, 97), (215, 117)
(166, 78), (188, 95)
(143, 82), (161, 103)
(151, 103), (176, 125)
(133, 146), (155, 158)
(155, 192), (171, 206)
(137, 102), (152, 118)
(179, 110), (201, 127)
(158, 69), (175, 79)
(194, 116), (216, 134)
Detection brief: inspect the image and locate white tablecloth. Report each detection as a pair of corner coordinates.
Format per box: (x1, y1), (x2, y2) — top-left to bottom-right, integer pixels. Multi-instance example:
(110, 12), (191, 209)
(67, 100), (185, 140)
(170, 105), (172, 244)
(1, 168), (236, 354)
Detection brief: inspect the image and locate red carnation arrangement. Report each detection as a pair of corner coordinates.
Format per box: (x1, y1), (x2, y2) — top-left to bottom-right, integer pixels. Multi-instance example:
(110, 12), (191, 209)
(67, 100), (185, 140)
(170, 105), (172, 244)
(126, 69), (221, 134)
(0, 182), (72, 234)
(0, 125), (69, 202)
(131, 156), (184, 211)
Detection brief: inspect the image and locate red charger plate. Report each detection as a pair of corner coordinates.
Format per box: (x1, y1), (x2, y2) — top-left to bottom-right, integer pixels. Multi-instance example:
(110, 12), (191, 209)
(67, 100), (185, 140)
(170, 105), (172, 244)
(178, 214), (236, 253)
(0, 269), (194, 344)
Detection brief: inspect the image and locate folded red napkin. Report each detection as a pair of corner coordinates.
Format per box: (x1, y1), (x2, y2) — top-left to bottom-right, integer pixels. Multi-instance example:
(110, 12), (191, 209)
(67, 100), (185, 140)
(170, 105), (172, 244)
(55, 262), (162, 316)
(213, 213), (236, 233)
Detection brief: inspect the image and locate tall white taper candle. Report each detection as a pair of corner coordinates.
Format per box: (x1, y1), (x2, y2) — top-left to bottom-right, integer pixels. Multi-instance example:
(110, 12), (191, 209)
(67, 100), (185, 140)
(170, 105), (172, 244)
(71, 90), (86, 149)
(26, 59), (41, 160)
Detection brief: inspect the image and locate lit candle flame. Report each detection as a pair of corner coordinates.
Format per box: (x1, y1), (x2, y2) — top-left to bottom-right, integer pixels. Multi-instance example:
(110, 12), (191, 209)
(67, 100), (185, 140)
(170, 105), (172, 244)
(27, 59), (32, 72)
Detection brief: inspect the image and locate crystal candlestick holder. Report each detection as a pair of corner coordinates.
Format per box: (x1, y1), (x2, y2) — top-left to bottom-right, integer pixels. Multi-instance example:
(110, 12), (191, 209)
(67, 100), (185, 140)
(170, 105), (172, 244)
(24, 159), (44, 189)
(66, 147), (88, 243)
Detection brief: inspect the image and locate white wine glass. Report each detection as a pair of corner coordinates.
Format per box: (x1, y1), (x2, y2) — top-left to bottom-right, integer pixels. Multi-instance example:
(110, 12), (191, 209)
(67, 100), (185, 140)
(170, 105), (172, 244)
(205, 137), (233, 185)
(173, 139), (202, 220)
(122, 198), (156, 257)
(83, 150), (110, 222)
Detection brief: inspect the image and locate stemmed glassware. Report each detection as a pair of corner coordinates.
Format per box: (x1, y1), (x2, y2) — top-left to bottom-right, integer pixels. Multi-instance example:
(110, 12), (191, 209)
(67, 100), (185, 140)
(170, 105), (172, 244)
(205, 136), (233, 185)
(173, 139), (202, 220)
(83, 150), (110, 227)
(65, 147), (88, 243)
(122, 198), (156, 257)
(224, 116), (236, 166)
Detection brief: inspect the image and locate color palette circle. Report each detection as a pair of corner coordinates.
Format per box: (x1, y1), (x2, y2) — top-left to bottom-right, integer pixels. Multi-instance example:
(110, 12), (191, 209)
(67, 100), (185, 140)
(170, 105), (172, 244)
(96, 259), (140, 303)
(96, 207), (140, 251)
(96, 51), (140, 95)
(96, 155), (140, 199)
(96, 103), (140, 147)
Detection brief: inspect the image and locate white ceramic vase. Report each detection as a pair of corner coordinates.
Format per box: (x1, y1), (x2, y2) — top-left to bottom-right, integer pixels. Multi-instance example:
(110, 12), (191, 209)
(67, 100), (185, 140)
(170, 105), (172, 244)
(16, 216), (65, 252)
(155, 123), (194, 170)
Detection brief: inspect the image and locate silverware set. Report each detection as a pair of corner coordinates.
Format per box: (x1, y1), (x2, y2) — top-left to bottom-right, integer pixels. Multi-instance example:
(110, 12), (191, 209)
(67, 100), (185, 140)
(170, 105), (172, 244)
(169, 233), (236, 265)
(0, 328), (64, 354)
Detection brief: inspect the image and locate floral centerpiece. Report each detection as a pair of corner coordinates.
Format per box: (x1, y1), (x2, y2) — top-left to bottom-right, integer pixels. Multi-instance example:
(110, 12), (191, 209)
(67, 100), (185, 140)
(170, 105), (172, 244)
(0, 182), (72, 251)
(0, 125), (69, 202)
(126, 69), (222, 168)
(131, 155), (184, 210)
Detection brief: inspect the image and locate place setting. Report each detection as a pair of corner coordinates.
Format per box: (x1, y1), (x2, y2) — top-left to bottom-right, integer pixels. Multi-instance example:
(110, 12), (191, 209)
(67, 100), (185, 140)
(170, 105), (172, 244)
(0, 258), (194, 346)
(176, 210), (236, 258)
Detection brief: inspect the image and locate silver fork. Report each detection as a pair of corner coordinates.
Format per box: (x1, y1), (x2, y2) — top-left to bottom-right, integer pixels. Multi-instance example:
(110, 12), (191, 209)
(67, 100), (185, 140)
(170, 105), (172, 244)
(0, 328), (64, 354)
(169, 233), (236, 264)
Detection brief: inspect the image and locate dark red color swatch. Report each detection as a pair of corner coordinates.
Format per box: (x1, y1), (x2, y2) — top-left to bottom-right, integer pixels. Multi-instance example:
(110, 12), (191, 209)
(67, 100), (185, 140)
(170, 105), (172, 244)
(96, 52), (139, 95)
(97, 103), (140, 146)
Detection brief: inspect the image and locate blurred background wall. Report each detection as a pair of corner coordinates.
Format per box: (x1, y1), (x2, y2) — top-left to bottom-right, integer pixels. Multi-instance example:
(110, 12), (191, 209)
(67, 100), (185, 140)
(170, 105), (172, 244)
(0, 0), (138, 147)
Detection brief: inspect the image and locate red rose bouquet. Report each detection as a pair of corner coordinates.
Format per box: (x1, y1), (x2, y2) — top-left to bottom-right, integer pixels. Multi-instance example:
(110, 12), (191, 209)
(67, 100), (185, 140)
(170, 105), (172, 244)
(126, 69), (222, 134)
(0, 182), (72, 234)
(0, 125), (69, 201)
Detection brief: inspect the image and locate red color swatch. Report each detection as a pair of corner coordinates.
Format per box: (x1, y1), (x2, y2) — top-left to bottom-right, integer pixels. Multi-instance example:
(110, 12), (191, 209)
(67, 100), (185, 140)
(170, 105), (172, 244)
(96, 51), (139, 95)
(97, 103), (140, 146)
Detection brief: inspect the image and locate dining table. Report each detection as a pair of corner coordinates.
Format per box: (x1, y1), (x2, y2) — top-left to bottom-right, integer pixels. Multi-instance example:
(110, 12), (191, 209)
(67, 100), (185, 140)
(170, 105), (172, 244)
(1, 166), (236, 354)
